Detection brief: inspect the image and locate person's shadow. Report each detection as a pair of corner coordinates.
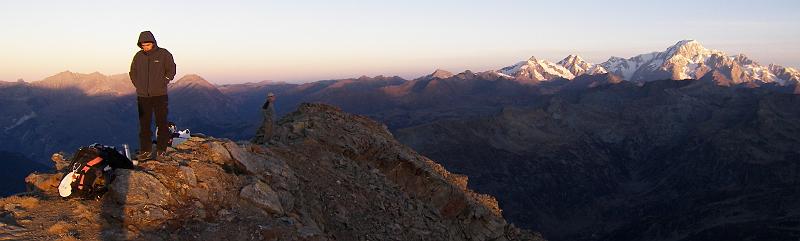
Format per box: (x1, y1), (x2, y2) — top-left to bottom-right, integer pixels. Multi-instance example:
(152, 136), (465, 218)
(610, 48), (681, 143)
(100, 145), (134, 241)
(101, 122), (163, 239)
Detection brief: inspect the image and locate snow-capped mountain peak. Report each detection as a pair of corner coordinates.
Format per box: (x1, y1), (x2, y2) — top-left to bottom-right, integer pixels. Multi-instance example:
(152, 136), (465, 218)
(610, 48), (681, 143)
(600, 40), (721, 82)
(657, 40), (725, 80)
(558, 55), (588, 68)
(663, 40), (717, 59)
(600, 52), (659, 81)
(597, 40), (800, 85)
(415, 39), (799, 87)
(558, 54), (608, 76)
(733, 54), (758, 66)
(497, 56), (575, 81)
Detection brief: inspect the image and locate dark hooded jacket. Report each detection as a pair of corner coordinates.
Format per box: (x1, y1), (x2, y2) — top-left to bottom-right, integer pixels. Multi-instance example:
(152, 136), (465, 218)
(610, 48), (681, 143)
(129, 31), (176, 97)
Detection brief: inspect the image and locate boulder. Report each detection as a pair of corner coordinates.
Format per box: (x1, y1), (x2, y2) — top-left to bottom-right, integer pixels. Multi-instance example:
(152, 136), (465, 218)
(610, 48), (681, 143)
(107, 169), (173, 207)
(24, 173), (61, 193)
(224, 141), (267, 174)
(207, 141), (233, 165)
(240, 180), (283, 215)
(51, 153), (71, 172)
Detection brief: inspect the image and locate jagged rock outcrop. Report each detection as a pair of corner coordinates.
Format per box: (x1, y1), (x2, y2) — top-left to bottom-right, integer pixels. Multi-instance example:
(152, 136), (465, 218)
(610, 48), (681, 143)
(1, 103), (541, 241)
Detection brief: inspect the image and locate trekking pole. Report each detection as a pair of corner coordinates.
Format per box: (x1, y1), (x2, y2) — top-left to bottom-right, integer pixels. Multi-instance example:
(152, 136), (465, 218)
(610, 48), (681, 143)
(123, 144), (131, 160)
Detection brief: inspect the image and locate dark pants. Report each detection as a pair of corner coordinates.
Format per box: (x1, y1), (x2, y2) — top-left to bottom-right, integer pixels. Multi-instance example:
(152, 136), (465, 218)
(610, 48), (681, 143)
(137, 95), (169, 153)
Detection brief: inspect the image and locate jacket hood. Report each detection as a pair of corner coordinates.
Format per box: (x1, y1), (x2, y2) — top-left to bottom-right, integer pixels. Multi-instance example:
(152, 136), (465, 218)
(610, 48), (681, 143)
(137, 31), (158, 49)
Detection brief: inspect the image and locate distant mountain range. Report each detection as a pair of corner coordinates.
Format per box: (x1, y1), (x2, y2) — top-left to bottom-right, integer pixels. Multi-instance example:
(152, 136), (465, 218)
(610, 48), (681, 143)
(5, 40), (797, 93)
(480, 40), (799, 86)
(600, 40), (800, 85)
(1, 39), (798, 240)
(2, 39), (797, 167)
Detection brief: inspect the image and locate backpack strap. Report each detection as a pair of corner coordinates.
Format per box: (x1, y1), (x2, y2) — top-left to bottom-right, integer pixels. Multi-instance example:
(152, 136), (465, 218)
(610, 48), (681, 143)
(75, 156), (103, 191)
(83, 156), (103, 169)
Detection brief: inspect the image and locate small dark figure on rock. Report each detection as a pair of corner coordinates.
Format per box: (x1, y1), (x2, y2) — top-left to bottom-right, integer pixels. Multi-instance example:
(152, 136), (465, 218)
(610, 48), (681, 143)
(251, 92), (276, 144)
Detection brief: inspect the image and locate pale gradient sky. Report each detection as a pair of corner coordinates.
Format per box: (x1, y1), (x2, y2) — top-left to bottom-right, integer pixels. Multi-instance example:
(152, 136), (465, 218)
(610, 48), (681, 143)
(1, 0), (798, 84)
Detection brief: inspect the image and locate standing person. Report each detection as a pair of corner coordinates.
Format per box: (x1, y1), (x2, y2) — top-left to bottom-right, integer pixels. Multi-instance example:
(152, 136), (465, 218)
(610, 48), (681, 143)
(251, 92), (276, 144)
(129, 31), (176, 160)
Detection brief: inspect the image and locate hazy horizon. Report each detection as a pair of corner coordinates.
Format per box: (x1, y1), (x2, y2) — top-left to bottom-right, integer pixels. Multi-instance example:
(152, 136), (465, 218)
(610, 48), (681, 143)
(1, 0), (798, 84)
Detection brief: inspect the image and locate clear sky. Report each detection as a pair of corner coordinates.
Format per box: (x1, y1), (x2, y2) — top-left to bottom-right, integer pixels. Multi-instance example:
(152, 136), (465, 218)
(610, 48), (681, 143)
(1, 0), (798, 84)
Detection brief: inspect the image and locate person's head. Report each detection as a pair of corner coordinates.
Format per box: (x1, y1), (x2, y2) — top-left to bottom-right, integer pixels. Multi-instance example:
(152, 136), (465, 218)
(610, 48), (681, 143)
(137, 31), (158, 51)
(141, 42), (154, 52)
(268, 92), (276, 101)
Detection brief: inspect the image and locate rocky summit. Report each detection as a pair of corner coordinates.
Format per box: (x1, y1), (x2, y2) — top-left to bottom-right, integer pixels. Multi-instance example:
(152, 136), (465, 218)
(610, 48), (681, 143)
(0, 103), (540, 241)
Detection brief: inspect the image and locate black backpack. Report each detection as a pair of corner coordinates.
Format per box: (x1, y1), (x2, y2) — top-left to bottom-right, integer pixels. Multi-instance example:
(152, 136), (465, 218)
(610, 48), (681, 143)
(58, 144), (134, 199)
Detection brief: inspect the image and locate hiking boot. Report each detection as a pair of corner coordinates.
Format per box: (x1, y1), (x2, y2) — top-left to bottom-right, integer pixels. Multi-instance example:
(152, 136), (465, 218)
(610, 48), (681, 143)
(155, 151), (169, 161)
(135, 151), (153, 160)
